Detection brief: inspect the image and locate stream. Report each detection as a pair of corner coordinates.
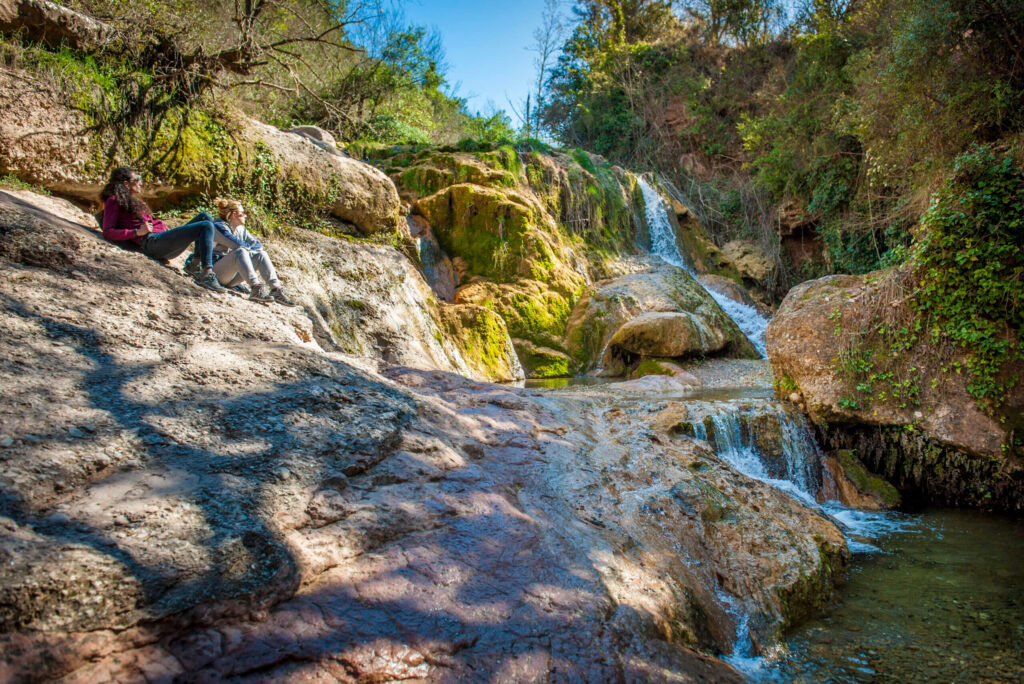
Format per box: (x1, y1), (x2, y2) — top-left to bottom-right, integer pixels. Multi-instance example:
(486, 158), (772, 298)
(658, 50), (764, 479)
(521, 180), (1024, 681)
(528, 367), (1024, 682)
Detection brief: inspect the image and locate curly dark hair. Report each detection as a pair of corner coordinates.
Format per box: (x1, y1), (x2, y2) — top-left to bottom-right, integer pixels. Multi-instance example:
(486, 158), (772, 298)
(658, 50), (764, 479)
(100, 167), (151, 219)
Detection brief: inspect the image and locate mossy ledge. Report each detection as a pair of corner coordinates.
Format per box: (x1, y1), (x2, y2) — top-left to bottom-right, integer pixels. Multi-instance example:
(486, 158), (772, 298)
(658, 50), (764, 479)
(822, 425), (1024, 512)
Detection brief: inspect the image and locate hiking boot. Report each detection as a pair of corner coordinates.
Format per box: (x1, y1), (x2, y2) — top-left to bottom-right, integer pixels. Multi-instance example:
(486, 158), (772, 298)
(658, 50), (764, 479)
(195, 270), (226, 294)
(183, 253), (202, 278)
(250, 283), (274, 302)
(232, 283), (251, 296)
(271, 286), (297, 307)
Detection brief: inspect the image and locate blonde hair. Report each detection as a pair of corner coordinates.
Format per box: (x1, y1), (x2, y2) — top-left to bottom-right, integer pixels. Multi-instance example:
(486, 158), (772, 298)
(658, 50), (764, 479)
(214, 197), (244, 220)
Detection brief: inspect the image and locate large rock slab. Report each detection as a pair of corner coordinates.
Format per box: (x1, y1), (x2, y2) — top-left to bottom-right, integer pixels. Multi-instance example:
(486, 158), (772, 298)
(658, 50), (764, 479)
(566, 265), (759, 374)
(608, 311), (730, 359)
(768, 272), (1024, 510)
(235, 119), (401, 234)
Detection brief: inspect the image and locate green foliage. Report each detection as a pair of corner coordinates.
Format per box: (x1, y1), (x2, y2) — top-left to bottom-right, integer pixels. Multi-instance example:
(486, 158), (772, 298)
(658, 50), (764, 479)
(0, 175), (49, 194)
(911, 146), (1024, 411)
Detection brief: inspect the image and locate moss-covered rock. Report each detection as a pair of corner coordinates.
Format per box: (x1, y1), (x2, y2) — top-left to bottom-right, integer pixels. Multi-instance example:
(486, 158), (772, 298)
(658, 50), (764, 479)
(631, 359), (688, 379)
(829, 449), (901, 509)
(455, 279), (574, 352)
(438, 304), (524, 383)
(768, 271), (1024, 511)
(565, 265), (759, 374)
(415, 183), (585, 297)
(512, 339), (572, 378)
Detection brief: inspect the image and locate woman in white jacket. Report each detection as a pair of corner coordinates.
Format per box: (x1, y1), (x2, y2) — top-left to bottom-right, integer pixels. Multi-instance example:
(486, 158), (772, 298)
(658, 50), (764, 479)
(211, 198), (296, 306)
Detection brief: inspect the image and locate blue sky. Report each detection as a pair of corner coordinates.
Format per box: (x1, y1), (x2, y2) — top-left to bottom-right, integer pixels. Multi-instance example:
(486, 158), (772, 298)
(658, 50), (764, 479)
(402, 0), (553, 121)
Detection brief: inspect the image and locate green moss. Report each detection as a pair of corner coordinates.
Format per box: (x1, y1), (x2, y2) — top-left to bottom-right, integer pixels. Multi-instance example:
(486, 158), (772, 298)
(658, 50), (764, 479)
(672, 421), (696, 438)
(0, 175), (49, 194)
(823, 424), (1024, 511)
(441, 307), (516, 381)
(513, 341), (571, 378)
(776, 375), (800, 394)
(398, 166), (454, 197)
(835, 449), (901, 508)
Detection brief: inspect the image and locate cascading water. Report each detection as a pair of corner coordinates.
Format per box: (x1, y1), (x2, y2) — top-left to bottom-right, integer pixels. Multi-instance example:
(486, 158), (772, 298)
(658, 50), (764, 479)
(692, 401), (908, 548)
(637, 177), (769, 357)
(688, 399), (911, 674)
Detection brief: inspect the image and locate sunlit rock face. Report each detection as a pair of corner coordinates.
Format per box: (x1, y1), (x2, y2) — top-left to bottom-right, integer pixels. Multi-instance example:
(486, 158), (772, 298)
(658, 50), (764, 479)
(565, 265), (759, 375)
(0, 66), (401, 235)
(768, 272), (1024, 511)
(0, 191), (844, 680)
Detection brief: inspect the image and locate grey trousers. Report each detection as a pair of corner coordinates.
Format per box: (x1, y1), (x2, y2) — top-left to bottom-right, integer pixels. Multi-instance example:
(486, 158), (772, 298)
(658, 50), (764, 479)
(213, 249), (281, 288)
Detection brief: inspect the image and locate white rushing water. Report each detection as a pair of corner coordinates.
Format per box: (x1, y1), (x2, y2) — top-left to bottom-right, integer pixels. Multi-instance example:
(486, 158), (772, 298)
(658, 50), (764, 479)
(692, 402), (911, 548)
(691, 401), (913, 673)
(637, 177), (769, 357)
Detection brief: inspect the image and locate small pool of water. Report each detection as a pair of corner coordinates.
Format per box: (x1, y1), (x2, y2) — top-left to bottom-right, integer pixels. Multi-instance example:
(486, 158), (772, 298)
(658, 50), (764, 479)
(523, 377), (773, 402)
(765, 509), (1024, 682)
(523, 376), (619, 389)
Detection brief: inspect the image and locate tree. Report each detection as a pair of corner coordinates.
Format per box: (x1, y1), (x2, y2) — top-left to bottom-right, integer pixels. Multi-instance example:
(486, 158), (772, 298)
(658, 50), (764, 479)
(676, 0), (787, 45)
(528, 0), (567, 139)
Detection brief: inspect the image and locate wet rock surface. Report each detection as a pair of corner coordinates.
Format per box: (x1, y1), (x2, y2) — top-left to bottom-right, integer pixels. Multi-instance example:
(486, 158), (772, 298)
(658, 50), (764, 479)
(0, 193), (847, 680)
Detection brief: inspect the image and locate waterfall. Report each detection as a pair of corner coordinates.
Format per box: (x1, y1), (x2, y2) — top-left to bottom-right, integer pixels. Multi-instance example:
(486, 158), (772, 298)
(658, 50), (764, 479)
(693, 405), (822, 506)
(637, 177), (769, 357)
(690, 399), (910, 672)
(693, 401), (909, 550)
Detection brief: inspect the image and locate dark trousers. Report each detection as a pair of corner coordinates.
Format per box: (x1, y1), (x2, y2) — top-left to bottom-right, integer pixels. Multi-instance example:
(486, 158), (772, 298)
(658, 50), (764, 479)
(141, 213), (216, 269)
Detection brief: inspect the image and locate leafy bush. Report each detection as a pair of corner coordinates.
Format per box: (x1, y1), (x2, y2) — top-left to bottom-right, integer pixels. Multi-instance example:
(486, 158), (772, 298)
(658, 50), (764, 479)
(912, 146), (1024, 411)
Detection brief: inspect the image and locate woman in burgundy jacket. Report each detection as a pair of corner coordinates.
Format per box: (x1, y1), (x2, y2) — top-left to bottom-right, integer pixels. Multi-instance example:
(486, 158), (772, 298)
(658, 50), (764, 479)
(100, 167), (224, 292)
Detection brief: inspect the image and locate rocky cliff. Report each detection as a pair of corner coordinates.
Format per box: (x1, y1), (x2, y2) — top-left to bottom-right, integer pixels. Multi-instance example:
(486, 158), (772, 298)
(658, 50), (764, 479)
(358, 144), (762, 378)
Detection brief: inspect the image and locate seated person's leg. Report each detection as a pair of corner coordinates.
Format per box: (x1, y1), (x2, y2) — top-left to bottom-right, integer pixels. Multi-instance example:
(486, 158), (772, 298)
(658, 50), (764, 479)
(251, 249), (295, 306)
(250, 249), (282, 288)
(142, 222), (210, 262)
(213, 250), (259, 288)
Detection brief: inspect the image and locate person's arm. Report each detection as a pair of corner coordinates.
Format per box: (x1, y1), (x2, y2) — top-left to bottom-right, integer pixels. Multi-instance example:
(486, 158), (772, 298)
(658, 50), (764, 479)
(237, 226), (263, 251)
(213, 219), (248, 251)
(101, 197), (140, 242)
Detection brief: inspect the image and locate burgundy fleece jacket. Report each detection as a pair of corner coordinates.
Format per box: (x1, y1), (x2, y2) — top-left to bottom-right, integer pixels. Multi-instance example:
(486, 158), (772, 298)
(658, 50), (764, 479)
(101, 196), (168, 244)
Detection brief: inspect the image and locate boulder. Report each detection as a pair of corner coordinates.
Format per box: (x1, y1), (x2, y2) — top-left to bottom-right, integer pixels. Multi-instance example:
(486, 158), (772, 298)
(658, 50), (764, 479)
(606, 311), (730, 361)
(822, 451), (900, 511)
(768, 271), (1024, 510)
(722, 240), (772, 284)
(609, 374), (703, 393)
(629, 359), (702, 385)
(565, 265), (759, 374)
(236, 119), (401, 234)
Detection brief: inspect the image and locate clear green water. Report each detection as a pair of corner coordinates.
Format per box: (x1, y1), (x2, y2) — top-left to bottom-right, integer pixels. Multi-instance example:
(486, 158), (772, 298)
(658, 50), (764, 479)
(766, 509), (1024, 683)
